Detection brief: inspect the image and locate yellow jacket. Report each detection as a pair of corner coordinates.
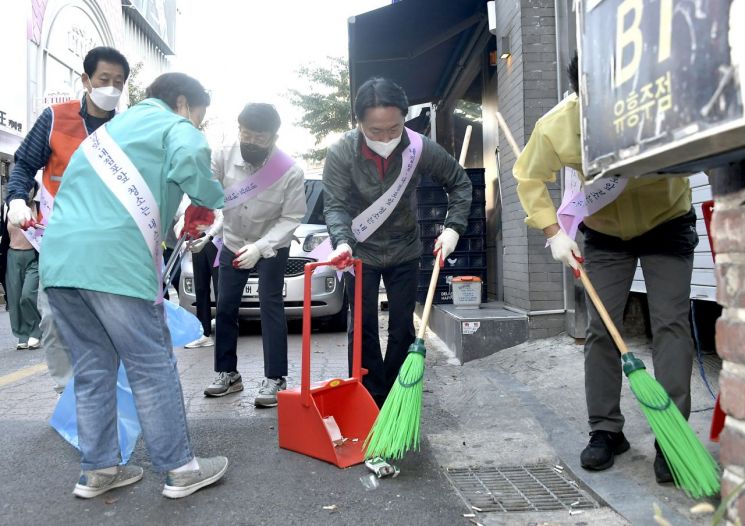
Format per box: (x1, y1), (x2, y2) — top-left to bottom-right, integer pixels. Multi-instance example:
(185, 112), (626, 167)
(513, 94), (691, 240)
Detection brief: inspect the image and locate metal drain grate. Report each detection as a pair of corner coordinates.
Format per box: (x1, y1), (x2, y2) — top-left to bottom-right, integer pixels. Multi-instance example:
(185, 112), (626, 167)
(446, 464), (600, 513)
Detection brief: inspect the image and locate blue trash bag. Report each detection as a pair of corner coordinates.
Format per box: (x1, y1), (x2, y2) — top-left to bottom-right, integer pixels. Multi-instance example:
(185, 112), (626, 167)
(164, 299), (203, 348)
(50, 364), (141, 464)
(50, 301), (200, 462)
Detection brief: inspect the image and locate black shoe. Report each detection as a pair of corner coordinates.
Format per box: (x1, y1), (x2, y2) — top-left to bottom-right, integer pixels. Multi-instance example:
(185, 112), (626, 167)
(580, 430), (631, 471)
(653, 442), (674, 484)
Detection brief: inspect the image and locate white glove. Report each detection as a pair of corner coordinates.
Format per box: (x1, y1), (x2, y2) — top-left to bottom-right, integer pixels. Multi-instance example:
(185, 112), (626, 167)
(547, 230), (583, 271)
(188, 235), (212, 254)
(434, 227), (459, 259)
(8, 199), (32, 228)
(173, 215), (185, 238)
(329, 242), (353, 270)
(234, 243), (261, 269)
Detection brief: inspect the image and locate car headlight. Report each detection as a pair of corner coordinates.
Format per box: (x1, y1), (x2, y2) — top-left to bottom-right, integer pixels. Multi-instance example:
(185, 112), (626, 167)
(183, 277), (194, 295)
(303, 233), (329, 253)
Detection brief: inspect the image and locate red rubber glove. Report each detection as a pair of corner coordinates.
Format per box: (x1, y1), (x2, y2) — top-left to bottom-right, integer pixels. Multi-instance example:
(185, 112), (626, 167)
(182, 205), (215, 239)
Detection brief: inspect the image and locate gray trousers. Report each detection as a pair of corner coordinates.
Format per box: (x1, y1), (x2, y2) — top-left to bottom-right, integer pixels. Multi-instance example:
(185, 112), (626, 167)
(37, 286), (73, 393)
(582, 209), (698, 433)
(5, 249), (41, 342)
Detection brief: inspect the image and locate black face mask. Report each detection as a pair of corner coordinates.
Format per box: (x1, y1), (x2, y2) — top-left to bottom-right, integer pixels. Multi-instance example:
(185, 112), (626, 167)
(240, 142), (270, 165)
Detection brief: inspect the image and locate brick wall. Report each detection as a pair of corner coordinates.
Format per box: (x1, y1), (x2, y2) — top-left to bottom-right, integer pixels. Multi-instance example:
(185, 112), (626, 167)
(497, 0), (563, 337)
(711, 166), (745, 523)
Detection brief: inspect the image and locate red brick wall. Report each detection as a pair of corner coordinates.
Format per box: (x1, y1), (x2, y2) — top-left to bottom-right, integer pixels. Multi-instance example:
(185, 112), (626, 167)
(713, 185), (745, 523)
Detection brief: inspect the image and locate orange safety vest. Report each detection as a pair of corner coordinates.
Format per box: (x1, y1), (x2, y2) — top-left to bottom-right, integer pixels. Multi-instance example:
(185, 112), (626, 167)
(43, 100), (88, 198)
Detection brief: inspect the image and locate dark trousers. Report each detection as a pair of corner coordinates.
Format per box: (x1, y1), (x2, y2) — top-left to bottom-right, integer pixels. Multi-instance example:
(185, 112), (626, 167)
(344, 258), (418, 403)
(192, 242), (219, 337)
(581, 209), (698, 433)
(162, 247), (182, 301)
(214, 246), (289, 377)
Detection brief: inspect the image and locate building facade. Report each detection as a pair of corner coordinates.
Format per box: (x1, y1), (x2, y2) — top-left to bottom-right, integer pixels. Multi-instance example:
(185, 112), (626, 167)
(0, 0), (175, 200)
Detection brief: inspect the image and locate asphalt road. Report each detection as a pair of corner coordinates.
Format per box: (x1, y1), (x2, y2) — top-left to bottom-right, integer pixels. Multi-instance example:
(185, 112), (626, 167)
(0, 311), (471, 526)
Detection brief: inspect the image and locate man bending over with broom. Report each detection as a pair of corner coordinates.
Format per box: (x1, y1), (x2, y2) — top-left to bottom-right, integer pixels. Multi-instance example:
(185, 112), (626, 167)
(323, 77), (472, 408)
(513, 54), (698, 484)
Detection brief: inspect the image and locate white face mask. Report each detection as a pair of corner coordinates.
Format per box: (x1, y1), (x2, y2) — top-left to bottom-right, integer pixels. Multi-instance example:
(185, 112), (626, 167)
(363, 133), (402, 159)
(88, 86), (122, 112)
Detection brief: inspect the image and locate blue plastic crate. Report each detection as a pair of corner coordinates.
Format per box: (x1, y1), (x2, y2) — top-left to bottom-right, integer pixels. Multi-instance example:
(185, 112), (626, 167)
(418, 168), (486, 188)
(416, 286), (452, 304)
(417, 204), (448, 221)
(418, 218), (486, 238)
(465, 168), (486, 186)
(421, 236), (485, 254)
(420, 251), (487, 270)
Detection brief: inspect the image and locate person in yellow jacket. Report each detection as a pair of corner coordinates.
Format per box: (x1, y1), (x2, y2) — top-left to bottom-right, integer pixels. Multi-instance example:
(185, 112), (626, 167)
(514, 54), (698, 484)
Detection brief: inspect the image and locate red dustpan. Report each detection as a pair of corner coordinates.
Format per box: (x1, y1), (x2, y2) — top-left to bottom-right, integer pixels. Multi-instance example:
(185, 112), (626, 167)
(277, 258), (379, 467)
(701, 199), (725, 442)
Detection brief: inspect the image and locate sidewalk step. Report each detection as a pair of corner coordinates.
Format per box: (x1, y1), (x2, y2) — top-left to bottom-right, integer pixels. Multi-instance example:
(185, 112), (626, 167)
(418, 301), (528, 363)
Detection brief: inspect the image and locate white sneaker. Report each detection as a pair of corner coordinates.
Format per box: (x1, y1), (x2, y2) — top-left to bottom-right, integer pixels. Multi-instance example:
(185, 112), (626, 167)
(185, 335), (214, 349)
(162, 456), (228, 499)
(27, 337), (40, 349)
(74, 465), (144, 499)
(16, 341), (28, 350)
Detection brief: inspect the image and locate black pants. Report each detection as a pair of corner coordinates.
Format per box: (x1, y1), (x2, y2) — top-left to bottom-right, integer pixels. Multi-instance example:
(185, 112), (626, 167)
(344, 258), (418, 403)
(192, 242), (219, 337)
(162, 247), (182, 301)
(580, 209), (698, 432)
(214, 246), (289, 377)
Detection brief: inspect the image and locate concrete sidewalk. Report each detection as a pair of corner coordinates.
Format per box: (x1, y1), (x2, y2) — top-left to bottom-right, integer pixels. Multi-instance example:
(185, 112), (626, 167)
(420, 326), (721, 525)
(0, 306), (723, 525)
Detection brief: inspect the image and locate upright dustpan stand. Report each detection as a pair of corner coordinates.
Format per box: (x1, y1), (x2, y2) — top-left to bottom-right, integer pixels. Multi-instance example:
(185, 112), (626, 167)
(277, 258), (378, 467)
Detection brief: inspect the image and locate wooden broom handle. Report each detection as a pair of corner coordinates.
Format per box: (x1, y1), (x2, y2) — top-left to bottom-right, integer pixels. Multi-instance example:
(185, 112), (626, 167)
(495, 106), (628, 355)
(495, 109), (522, 159)
(418, 253), (443, 339)
(577, 266), (630, 355)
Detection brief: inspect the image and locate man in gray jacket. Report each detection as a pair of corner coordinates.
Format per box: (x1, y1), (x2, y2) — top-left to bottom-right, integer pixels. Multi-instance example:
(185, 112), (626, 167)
(323, 77), (472, 407)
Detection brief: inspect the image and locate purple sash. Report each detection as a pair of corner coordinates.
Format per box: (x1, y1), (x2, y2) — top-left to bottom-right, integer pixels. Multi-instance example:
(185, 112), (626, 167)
(222, 149), (295, 211)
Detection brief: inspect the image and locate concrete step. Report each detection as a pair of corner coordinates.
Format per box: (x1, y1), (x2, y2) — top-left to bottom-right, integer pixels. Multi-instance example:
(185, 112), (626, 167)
(418, 301), (529, 363)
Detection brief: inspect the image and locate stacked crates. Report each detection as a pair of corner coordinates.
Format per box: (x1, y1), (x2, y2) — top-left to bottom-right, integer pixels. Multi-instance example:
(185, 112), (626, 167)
(417, 168), (488, 304)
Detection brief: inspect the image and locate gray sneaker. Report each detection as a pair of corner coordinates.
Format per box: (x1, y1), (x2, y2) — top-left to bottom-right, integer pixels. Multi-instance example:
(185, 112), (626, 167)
(73, 465), (144, 498)
(204, 371), (243, 397)
(254, 377), (287, 407)
(162, 456), (228, 499)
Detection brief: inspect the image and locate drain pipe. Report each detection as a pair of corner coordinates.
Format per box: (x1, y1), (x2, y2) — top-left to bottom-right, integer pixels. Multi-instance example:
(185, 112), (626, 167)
(494, 113), (568, 319)
(503, 306), (566, 316)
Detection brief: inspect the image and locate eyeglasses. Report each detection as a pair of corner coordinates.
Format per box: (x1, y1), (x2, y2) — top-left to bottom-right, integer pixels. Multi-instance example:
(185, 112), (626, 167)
(239, 128), (274, 148)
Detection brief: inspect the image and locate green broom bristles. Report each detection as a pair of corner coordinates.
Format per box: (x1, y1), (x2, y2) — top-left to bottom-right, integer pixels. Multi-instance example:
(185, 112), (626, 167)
(364, 339), (426, 460)
(623, 353), (720, 499)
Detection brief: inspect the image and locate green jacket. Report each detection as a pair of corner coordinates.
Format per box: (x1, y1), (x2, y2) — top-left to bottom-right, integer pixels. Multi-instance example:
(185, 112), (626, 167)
(323, 129), (472, 268)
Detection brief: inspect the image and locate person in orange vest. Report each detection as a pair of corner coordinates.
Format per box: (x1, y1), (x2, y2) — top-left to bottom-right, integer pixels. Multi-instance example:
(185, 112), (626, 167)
(6, 46), (130, 394)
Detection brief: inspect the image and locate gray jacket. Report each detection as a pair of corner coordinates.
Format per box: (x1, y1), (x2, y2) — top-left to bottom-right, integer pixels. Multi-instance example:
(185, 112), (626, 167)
(323, 129), (472, 268)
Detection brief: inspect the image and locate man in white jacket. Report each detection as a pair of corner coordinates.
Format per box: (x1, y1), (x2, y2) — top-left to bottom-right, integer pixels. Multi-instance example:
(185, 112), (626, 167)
(204, 103), (306, 407)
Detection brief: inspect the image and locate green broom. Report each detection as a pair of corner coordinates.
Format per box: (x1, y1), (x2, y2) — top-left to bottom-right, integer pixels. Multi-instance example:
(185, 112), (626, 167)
(494, 108), (720, 498)
(579, 266), (720, 498)
(364, 251), (443, 460)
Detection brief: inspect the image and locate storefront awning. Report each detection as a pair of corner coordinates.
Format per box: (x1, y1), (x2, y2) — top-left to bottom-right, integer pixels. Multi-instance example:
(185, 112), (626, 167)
(0, 129), (23, 157)
(348, 0), (486, 107)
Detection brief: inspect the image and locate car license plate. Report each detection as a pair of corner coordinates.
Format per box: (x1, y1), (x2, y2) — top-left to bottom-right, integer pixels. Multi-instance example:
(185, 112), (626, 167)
(244, 282), (287, 297)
